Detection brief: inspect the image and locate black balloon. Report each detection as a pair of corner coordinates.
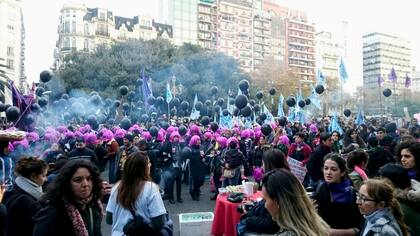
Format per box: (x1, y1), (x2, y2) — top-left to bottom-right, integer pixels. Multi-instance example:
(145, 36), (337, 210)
(286, 97), (296, 107)
(22, 114), (35, 125)
(211, 86), (218, 95)
(241, 105), (252, 117)
(305, 98), (311, 105)
(179, 125), (187, 136)
(136, 79), (143, 86)
(31, 103), (41, 113)
(61, 94), (69, 100)
(315, 85), (325, 94)
(89, 95), (102, 106)
(120, 117), (131, 130)
(6, 106), (20, 121)
(254, 104), (261, 113)
(278, 116), (287, 126)
(201, 116), (210, 126)
(238, 80), (249, 91)
(147, 96), (156, 105)
(40, 70), (52, 83)
(0, 102), (6, 112)
(256, 91), (264, 100)
(229, 99), (235, 105)
(122, 103), (130, 111)
(170, 97), (180, 107)
(38, 97), (48, 107)
(205, 100), (212, 106)
(298, 100), (306, 108)
(217, 98), (224, 106)
(233, 108), (240, 116)
(269, 88), (276, 96)
(114, 100), (121, 108)
(127, 91), (136, 102)
(141, 114), (149, 122)
(214, 105), (221, 113)
(195, 101), (203, 110)
(119, 85), (129, 96)
(210, 122), (219, 132)
(260, 113), (267, 121)
(36, 87), (45, 97)
(160, 121), (170, 130)
(249, 99), (255, 107)
(261, 124), (272, 136)
(156, 96), (165, 105)
(149, 126), (159, 137)
(181, 101), (189, 110)
(344, 109), (352, 117)
(235, 94), (248, 109)
(383, 88), (392, 97)
(222, 109), (229, 116)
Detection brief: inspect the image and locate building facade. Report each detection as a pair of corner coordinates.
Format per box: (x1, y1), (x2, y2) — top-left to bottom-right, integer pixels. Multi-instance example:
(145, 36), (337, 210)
(263, 0), (315, 81)
(0, 0), (25, 104)
(362, 32), (411, 114)
(197, 0), (218, 49)
(55, 3), (173, 70)
(316, 31), (344, 79)
(168, 0), (198, 46)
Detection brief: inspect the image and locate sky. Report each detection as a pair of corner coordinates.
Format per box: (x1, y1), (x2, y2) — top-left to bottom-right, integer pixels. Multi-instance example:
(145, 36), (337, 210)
(22, 0), (419, 94)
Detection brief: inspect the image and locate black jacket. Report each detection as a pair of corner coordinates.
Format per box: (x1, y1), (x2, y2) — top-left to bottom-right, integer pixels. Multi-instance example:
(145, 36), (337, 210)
(223, 149), (245, 169)
(188, 146), (206, 181)
(307, 144), (332, 183)
(366, 146), (395, 177)
(239, 200), (279, 235)
(33, 199), (102, 236)
(2, 185), (42, 236)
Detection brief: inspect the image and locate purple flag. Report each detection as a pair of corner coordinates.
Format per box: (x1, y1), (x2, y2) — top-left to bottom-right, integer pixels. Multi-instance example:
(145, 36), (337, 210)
(405, 74), (411, 88)
(388, 67), (397, 83)
(141, 68), (153, 108)
(378, 76), (384, 87)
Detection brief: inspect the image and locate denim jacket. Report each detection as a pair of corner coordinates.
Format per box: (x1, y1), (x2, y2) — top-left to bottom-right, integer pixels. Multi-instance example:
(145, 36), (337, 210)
(360, 207), (403, 236)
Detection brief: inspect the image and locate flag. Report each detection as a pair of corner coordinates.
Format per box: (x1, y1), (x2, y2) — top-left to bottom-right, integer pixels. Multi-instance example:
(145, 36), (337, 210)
(190, 94), (200, 120)
(309, 86), (321, 110)
(262, 104), (274, 123)
(219, 114), (233, 128)
(277, 94), (284, 117)
(355, 108), (365, 126)
(237, 88), (242, 96)
(141, 68), (153, 107)
(388, 67), (397, 83)
(328, 114), (344, 135)
(317, 68), (326, 85)
(405, 74), (411, 88)
(339, 57), (348, 83)
(287, 107), (295, 122)
(165, 83), (172, 103)
(378, 75), (384, 87)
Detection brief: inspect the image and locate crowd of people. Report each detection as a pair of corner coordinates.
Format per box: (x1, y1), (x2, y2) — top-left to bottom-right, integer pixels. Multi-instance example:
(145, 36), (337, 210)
(0, 113), (418, 236)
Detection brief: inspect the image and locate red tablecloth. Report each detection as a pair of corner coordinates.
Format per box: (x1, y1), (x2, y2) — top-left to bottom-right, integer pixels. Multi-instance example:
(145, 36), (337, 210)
(211, 191), (263, 236)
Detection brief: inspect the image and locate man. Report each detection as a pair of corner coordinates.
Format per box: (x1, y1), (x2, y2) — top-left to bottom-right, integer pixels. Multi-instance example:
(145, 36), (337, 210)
(114, 133), (139, 181)
(307, 132), (333, 186)
(287, 132), (312, 165)
(0, 140), (14, 192)
(67, 137), (98, 164)
(366, 136), (395, 177)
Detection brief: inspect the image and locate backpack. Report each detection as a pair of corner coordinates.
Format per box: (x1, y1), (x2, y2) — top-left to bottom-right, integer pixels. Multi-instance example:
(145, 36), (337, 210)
(123, 210), (173, 236)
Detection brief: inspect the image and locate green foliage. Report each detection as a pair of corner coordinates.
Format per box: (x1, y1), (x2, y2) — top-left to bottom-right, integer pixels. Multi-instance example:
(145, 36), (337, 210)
(57, 38), (249, 105)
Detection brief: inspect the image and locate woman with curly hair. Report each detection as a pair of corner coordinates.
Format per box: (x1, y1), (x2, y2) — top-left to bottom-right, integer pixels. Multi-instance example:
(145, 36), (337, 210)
(33, 159), (104, 236)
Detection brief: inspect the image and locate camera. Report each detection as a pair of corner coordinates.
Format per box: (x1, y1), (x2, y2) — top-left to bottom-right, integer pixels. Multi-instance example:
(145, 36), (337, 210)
(237, 201), (256, 214)
(305, 186), (317, 200)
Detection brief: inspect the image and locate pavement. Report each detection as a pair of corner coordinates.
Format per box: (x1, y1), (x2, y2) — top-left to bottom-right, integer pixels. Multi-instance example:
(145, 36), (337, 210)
(101, 176), (216, 236)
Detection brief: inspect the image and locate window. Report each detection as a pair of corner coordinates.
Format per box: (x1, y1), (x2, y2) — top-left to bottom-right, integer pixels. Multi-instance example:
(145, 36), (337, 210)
(84, 23), (89, 35)
(72, 21), (76, 33)
(99, 12), (105, 20)
(6, 59), (14, 70)
(64, 21), (70, 33)
(7, 47), (14, 57)
(63, 37), (70, 48)
(7, 25), (14, 31)
(84, 39), (89, 50)
(72, 38), (76, 48)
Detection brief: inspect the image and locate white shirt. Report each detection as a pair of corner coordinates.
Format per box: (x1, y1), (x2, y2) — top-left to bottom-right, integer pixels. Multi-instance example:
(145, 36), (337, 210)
(106, 181), (167, 236)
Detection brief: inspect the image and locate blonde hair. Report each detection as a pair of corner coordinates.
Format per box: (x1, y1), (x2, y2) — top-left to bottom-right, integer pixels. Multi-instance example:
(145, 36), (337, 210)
(262, 169), (330, 236)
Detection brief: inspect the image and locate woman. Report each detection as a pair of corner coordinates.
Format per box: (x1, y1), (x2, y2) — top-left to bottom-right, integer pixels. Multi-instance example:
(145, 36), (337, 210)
(187, 135), (206, 200)
(378, 164), (420, 236)
(396, 141), (420, 181)
(331, 131), (343, 154)
(2, 157), (48, 236)
(358, 179), (408, 236)
(262, 169), (330, 236)
(106, 151), (168, 236)
(250, 136), (271, 184)
(346, 150), (369, 190)
(33, 159), (103, 236)
(237, 149), (290, 236)
(343, 128), (367, 153)
(222, 137), (245, 187)
(313, 153), (363, 235)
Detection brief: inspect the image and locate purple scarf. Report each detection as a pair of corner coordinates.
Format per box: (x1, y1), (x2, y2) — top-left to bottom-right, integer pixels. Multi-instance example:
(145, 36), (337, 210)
(328, 179), (353, 204)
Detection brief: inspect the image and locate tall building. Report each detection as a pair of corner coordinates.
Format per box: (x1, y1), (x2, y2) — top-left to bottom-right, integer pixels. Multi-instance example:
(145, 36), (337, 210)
(197, 0), (217, 49)
(54, 3), (173, 69)
(316, 31), (344, 79)
(168, 0), (198, 45)
(252, 9), (271, 69)
(363, 32), (411, 114)
(263, 0), (315, 81)
(0, 0), (26, 104)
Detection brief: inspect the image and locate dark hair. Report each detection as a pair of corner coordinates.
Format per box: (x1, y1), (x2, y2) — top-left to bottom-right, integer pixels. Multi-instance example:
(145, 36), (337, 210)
(75, 137), (84, 143)
(15, 157), (48, 179)
(331, 131), (341, 139)
(378, 164), (411, 189)
(377, 127), (386, 133)
(262, 148), (290, 172)
(367, 136), (378, 147)
(323, 153), (348, 181)
(124, 133), (134, 142)
(319, 132), (331, 142)
(295, 132), (306, 139)
(42, 159), (102, 205)
(400, 135), (416, 144)
(346, 150), (369, 170)
(395, 142), (420, 180)
(117, 151), (152, 211)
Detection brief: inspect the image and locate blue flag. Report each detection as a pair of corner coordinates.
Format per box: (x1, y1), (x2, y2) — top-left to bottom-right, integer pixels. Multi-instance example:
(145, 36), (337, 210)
(219, 114), (233, 128)
(328, 114), (344, 135)
(317, 68), (326, 85)
(355, 108), (365, 126)
(165, 83), (173, 103)
(190, 94), (200, 120)
(309, 86), (321, 110)
(339, 57), (348, 83)
(277, 94), (284, 117)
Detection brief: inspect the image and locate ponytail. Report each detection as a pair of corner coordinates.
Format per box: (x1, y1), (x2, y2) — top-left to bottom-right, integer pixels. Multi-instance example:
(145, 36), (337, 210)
(389, 198), (408, 236)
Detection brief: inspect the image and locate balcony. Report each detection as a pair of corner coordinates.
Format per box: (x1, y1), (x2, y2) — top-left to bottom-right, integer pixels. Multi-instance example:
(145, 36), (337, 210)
(61, 47), (77, 52)
(95, 31), (110, 37)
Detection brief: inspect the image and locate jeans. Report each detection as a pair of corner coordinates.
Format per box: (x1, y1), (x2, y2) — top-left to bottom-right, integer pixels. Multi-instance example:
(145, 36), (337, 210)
(189, 173), (204, 198)
(108, 158), (117, 184)
(164, 167), (182, 200)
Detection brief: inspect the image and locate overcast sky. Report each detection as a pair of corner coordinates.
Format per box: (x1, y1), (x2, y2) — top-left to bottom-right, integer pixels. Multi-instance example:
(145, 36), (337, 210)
(22, 0), (419, 93)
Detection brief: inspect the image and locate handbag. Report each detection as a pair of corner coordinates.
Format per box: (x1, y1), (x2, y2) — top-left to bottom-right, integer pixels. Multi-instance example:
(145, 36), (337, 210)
(223, 169), (235, 178)
(123, 209), (173, 236)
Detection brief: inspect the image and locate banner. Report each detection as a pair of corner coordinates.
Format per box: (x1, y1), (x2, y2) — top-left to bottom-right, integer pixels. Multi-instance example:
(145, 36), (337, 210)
(287, 157), (307, 183)
(190, 94), (200, 120)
